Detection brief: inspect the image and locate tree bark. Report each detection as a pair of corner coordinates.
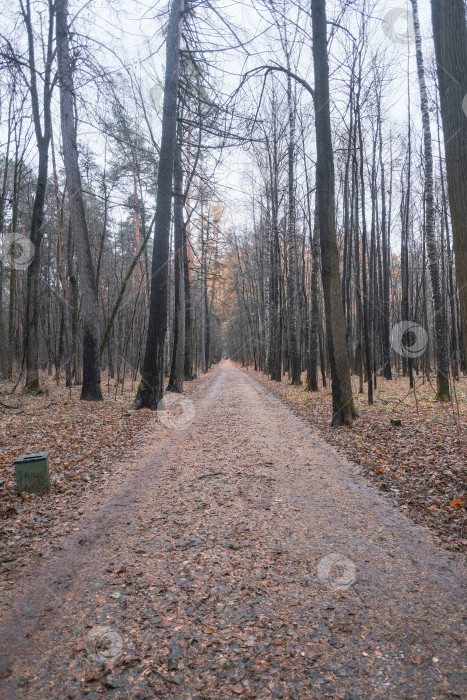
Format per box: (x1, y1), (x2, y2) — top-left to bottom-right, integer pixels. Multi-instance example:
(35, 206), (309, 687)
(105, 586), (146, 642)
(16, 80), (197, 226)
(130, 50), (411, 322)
(411, 0), (450, 401)
(356, 81), (373, 404)
(285, 59), (301, 385)
(202, 220), (211, 373)
(167, 128), (186, 393)
(24, 141), (49, 392)
(312, 0), (357, 426)
(0, 94), (12, 378)
(378, 95), (392, 380)
(430, 0), (467, 368)
(56, 0), (102, 400)
(133, 0), (185, 409)
(22, 0), (55, 392)
(184, 226), (194, 380)
(306, 206), (320, 392)
(267, 113), (282, 382)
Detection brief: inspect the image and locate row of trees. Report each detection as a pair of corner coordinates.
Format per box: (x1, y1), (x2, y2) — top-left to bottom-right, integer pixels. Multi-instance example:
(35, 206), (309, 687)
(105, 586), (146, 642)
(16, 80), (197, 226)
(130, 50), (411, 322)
(1, 0), (466, 426)
(0, 0), (227, 404)
(226, 0), (467, 424)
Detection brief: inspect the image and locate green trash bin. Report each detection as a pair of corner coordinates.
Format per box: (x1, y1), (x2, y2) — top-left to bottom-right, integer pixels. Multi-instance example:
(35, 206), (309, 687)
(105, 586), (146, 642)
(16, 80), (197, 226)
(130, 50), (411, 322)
(14, 452), (50, 494)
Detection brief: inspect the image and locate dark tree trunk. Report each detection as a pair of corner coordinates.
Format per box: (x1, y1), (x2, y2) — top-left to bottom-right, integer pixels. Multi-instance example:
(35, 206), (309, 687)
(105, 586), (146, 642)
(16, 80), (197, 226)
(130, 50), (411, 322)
(268, 200), (281, 382)
(306, 207), (320, 392)
(184, 226), (194, 381)
(22, 0), (55, 392)
(267, 115), (282, 382)
(312, 0), (357, 426)
(401, 72), (414, 387)
(203, 238), (210, 373)
(378, 98), (392, 380)
(167, 130), (186, 393)
(183, 128), (194, 382)
(285, 66), (301, 385)
(133, 0), (185, 408)
(357, 89), (373, 405)
(412, 0), (450, 401)
(67, 223), (81, 385)
(0, 98), (11, 378)
(8, 156), (20, 379)
(24, 142), (49, 392)
(430, 0), (467, 367)
(0, 260), (6, 378)
(56, 0), (102, 400)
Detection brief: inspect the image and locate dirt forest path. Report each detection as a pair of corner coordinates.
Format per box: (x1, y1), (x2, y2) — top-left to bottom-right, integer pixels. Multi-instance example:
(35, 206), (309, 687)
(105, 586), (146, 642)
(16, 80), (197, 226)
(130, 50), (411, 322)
(0, 361), (465, 699)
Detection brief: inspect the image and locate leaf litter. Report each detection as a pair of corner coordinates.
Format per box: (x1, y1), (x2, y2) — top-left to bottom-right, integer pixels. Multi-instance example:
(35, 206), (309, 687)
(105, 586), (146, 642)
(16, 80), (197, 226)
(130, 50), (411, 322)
(247, 369), (467, 552)
(0, 363), (465, 699)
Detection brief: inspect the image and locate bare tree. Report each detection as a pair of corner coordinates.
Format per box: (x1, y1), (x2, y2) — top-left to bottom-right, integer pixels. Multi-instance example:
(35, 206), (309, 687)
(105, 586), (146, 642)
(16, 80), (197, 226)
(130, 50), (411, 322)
(312, 0), (357, 425)
(133, 0), (185, 409)
(411, 0), (450, 401)
(430, 0), (467, 367)
(56, 0), (102, 400)
(15, 0), (55, 392)
(167, 123), (186, 393)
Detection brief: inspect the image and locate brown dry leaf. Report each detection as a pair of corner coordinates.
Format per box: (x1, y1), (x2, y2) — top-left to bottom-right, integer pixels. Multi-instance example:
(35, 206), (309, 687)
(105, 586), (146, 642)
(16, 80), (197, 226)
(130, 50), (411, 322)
(231, 683), (245, 694)
(72, 639), (86, 653)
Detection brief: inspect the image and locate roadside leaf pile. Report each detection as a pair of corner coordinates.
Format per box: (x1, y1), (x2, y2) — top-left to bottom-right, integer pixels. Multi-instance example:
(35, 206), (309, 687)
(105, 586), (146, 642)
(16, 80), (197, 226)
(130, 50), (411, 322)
(247, 369), (467, 552)
(0, 380), (153, 573)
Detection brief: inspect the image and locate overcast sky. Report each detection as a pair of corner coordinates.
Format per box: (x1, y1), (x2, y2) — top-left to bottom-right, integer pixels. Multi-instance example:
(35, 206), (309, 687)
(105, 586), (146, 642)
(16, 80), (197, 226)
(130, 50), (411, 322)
(1, 0), (435, 235)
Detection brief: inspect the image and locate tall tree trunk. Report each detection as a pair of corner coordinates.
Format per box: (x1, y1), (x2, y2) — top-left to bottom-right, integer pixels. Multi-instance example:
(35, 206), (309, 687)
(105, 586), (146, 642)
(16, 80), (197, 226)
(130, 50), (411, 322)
(184, 226), (193, 380)
(411, 0), (450, 401)
(167, 128), (186, 393)
(0, 96), (12, 378)
(378, 97), (392, 380)
(353, 144), (364, 394)
(402, 66), (414, 387)
(202, 221), (211, 373)
(0, 259), (6, 378)
(430, 0), (467, 367)
(267, 114), (282, 382)
(356, 68), (373, 405)
(24, 142), (49, 392)
(312, 0), (357, 426)
(8, 150), (22, 379)
(285, 63), (301, 385)
(133, 0), (184, 408)
(342, 62), (355, 326)
(268, 193), (281, 382)
(306, 206), (320, 392)
(184, 131), (194, 381)
(56, 0), (102, 400)
(67, 223), (81, 385)
(51, 128), (71, 387)
(22, 0), (55, 392)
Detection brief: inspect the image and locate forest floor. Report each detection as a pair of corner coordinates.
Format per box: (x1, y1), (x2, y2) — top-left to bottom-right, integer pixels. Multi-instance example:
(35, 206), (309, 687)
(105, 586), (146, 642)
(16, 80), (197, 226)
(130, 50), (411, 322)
(0, 374), (156, 569)
(246, 368), (467, 553)
(0, 361), (466, 699)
